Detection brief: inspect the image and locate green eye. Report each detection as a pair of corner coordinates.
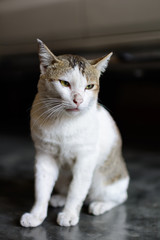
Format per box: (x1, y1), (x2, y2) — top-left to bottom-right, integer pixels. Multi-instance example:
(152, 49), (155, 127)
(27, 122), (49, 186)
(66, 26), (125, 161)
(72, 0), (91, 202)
(59, 80), (70, 87)
(86, 84), (94, 90)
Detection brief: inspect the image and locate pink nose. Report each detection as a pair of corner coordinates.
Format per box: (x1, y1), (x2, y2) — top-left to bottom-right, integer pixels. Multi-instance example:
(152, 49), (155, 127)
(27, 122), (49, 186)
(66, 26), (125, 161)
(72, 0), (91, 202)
(73, 93), (83, 107)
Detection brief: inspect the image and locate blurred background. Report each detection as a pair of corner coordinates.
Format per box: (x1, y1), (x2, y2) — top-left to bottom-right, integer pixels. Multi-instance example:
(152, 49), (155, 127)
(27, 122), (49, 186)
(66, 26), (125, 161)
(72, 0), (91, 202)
(0, 0), (160, 150)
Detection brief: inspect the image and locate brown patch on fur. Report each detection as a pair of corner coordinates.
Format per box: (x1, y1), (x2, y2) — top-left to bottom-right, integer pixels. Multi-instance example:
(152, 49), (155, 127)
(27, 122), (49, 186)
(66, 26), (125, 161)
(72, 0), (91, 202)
(43, 60), (72, 81)
(100, 138), (129, 186)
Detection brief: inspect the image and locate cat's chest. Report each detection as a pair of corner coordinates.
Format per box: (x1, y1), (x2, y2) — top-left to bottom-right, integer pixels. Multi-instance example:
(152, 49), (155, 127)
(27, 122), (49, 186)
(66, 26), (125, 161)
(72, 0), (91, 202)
(33, 116), (98, 163)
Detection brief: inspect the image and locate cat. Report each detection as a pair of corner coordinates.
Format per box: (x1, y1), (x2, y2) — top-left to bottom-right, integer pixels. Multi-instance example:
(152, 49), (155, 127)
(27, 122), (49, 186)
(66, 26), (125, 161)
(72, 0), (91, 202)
(20, 39), (129, 227)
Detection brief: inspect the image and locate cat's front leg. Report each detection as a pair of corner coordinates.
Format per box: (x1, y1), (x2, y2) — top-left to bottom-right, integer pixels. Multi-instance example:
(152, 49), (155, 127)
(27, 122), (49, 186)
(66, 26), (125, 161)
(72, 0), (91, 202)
(57, 155), (96, 227)
(20, 152), (59, 227)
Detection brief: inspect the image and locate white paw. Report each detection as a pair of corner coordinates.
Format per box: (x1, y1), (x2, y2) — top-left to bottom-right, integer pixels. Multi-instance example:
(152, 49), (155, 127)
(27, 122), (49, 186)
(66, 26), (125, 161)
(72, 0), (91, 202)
(89, 201), (111, 216)
(57, 211), (79, 227)
(20, 213), (44, 228)
(50, 194), (66, 208)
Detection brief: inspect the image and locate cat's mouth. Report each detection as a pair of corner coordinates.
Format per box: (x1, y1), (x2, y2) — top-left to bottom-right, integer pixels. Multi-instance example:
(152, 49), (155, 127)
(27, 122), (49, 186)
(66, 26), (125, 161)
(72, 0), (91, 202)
(66, 108), (80, 112)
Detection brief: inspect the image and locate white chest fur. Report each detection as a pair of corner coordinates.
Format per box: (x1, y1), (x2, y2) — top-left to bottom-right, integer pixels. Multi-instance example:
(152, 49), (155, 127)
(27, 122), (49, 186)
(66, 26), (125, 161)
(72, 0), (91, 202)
(31, 105), (117, 167)
(32, 107), (97, 163)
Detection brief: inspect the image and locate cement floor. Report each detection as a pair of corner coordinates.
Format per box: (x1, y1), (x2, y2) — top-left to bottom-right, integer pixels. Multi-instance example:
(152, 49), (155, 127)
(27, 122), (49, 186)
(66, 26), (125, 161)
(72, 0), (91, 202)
(0, 135), (160, 240)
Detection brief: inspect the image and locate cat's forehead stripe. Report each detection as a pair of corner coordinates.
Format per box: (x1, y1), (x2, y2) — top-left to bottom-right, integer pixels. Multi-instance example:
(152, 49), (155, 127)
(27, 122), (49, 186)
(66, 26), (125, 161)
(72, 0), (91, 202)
(67, 55), (86, 74)
(63, 55), (99, 83)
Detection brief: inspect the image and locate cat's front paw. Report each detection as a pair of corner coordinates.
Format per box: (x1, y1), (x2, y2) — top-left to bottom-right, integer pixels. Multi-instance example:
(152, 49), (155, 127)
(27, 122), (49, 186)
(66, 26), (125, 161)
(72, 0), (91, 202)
(57, 211), (79, 227)
(20, 213), (44, 228)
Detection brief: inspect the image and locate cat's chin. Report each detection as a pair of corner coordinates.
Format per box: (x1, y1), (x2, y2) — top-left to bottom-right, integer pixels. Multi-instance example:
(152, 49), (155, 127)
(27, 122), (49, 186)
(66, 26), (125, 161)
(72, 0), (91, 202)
(65, 107), (84, 116)
(66, 108), (80, 112)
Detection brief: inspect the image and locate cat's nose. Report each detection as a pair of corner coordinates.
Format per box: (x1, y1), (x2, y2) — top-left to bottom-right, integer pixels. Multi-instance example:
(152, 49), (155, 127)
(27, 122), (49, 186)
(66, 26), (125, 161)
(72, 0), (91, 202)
(73, 93), (83, 107)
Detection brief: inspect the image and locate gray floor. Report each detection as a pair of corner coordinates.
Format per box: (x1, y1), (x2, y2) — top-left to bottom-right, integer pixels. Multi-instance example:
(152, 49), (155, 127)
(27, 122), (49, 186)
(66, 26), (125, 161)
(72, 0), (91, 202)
(0, 135), (160, 240)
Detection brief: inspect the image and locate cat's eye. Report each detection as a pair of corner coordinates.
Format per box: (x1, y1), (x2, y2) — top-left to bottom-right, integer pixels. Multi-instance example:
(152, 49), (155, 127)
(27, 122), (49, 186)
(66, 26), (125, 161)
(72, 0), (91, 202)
(59, 80), (70, 87)
(86, 84), (94, 90)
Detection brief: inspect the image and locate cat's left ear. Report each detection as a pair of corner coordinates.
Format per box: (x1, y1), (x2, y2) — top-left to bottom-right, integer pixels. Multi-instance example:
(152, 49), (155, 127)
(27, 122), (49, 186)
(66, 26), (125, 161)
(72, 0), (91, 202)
(89, 52), (113, 73)
(37, 39), (60, 74)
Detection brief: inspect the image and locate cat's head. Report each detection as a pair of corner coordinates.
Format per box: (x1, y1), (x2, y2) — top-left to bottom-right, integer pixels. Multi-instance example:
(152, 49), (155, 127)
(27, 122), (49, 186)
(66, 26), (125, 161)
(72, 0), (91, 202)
(37, 39), (112, 117)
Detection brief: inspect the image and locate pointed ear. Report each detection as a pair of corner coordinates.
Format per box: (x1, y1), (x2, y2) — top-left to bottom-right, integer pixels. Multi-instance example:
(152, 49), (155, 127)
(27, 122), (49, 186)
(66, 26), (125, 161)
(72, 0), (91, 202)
(37, 39), (60, 74)
(89, 52), (113, 73)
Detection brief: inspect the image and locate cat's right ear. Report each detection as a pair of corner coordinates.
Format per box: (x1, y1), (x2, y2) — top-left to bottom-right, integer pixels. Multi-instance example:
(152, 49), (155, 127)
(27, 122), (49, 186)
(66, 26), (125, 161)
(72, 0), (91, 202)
(89, 52), (113, 74)
(37, 39), (60, 74)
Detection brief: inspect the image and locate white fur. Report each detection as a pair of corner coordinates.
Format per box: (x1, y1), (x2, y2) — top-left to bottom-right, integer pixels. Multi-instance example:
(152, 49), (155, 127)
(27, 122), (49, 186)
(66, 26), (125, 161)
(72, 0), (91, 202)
(53, 66), (95, 112)
(88, 177), (129, 215)
(20, 66), (129, 228)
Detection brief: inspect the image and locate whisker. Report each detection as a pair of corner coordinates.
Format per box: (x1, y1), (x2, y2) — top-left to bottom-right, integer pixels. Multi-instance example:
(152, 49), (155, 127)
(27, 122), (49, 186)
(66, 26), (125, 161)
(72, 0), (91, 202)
(31, 103), (62, 117)
(31, 103), (62, 130)
(40, 105), (63, 127)
(32, 100), (61, 108)
(30, 96), (73, 130)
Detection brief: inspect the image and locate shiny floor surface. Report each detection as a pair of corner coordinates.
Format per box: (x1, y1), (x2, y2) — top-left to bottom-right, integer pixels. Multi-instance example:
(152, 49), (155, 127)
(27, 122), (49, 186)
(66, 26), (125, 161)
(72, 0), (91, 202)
(0, 135), (160, 240)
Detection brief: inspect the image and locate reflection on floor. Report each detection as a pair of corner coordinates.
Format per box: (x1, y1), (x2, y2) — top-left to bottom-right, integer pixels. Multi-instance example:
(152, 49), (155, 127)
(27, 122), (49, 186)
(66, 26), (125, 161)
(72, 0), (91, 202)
(0, 135), (160, 240)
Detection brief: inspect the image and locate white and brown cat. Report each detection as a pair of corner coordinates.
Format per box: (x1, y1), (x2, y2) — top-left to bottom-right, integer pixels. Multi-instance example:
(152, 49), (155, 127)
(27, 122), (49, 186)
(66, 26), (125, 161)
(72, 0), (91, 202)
(20, 39), (129, 227)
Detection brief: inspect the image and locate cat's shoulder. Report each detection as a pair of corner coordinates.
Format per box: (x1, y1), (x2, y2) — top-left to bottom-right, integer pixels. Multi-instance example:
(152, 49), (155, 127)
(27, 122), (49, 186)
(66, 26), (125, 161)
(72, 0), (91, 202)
(97, 104), (115, 124)
(97, 103), (110, 115)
